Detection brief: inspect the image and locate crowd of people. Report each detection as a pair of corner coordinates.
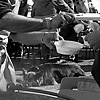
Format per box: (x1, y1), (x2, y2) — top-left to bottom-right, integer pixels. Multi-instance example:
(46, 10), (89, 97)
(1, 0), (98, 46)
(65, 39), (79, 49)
(0, 0), (100, 92)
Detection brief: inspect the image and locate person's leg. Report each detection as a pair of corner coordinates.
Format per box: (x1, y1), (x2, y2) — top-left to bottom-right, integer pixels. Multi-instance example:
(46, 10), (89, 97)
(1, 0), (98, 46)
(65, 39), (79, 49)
(42, 44), (50, 61)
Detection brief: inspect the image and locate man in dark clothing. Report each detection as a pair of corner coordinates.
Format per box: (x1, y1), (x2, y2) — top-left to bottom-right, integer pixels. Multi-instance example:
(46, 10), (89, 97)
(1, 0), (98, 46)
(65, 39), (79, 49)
(31, 0), (75, 60)
(31, 0), (74, 17)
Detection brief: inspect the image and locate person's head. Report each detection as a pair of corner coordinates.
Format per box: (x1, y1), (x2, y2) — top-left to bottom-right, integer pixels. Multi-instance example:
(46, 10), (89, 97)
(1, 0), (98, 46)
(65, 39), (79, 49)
(89, 22), (100, 31)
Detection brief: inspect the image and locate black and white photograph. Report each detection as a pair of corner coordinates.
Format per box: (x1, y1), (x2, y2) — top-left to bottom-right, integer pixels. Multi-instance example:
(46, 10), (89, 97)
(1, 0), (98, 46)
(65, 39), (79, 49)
(0, 0), (100, 100)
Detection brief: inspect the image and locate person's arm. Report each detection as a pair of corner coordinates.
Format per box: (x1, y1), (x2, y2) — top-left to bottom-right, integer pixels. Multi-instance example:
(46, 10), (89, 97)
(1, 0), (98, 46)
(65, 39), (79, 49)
(9, 31), (63, 49)
(0, 12), (47, 33)
(0, 0), (49, 33)
(9, 31), (46, 45)
(52, 0), (74, 13)
(65, 0), (74, 11)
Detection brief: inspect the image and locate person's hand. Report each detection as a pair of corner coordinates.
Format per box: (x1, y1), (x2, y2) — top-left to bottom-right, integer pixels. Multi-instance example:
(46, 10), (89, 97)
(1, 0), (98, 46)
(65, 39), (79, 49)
(51, 13), (75, 29)
(60, 12), (75, 24)
(51, 14), (66, 29)
(42, 32), (64, 49)
(85, 31), (100, 50)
